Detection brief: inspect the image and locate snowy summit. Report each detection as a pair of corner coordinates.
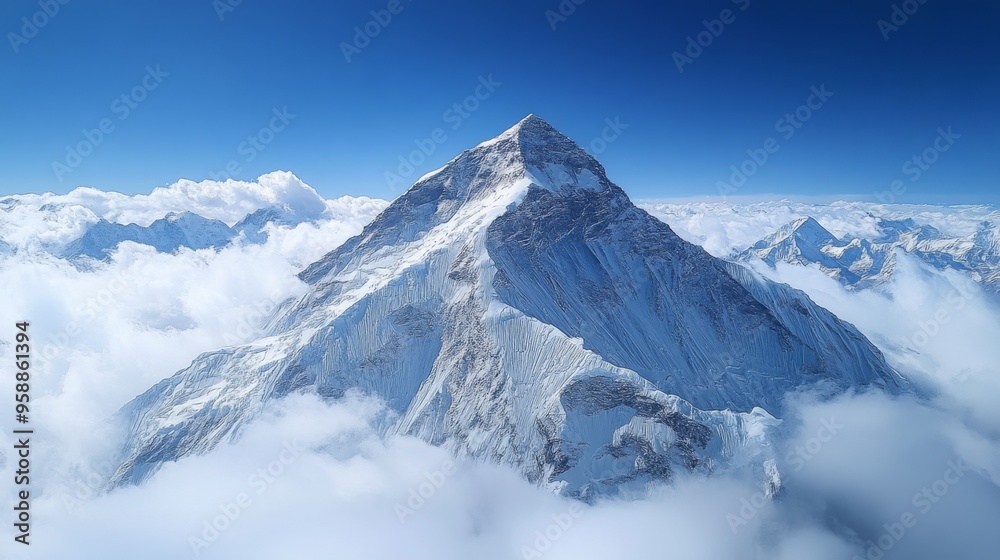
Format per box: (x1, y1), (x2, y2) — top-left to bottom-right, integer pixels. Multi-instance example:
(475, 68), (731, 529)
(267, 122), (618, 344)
(109, 116), (909, 500)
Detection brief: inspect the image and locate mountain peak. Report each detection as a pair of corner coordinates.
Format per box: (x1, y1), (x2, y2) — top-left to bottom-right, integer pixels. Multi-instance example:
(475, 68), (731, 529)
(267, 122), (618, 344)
(789, 216), (825, 232)
(513, 112), (544, 128)
(741, 216), (840, 267)
(399, 114), (612, 208)
(783, 216), (835, 244)
(502, 114), (587, 155)
(462, 114), (610, 194)
(299, 116), (618, 284)
(496, 113), (555, 137)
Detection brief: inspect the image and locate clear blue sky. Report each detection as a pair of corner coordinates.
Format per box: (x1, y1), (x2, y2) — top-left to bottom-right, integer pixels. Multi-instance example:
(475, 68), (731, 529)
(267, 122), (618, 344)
(1, 0), (997, 203)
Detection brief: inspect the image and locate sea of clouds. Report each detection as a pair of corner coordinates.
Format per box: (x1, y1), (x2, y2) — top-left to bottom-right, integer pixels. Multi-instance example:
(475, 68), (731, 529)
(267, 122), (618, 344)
(0, 185), (997, 559)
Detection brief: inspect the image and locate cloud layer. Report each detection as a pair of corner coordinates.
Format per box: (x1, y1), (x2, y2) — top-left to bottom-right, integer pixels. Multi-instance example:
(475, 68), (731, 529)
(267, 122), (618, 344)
(0, 171), (387, 249)
(0, 196), (997, 559)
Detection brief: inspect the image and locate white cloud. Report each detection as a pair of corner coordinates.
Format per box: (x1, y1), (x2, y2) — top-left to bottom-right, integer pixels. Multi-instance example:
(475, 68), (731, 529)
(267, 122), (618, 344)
(12, 389), (998, 559)
(0, 172), (388, 253)
(1, 197), (998, 559)
(748, 251), (1000, 432)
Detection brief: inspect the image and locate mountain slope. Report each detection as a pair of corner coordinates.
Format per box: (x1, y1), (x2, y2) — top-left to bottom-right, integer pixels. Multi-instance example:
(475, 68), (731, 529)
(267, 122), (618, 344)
(108, 115), (907, 498)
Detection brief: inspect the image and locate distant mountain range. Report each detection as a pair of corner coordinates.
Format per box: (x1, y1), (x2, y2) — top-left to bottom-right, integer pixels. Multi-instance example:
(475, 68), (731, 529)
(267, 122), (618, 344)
(61, 211), (238, 260)
(0, 175), (386, 262)
(739, 215), (1000, 292)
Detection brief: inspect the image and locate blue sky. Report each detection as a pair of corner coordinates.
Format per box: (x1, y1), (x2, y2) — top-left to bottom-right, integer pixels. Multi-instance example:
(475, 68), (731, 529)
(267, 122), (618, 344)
(1, 0), (997, 203)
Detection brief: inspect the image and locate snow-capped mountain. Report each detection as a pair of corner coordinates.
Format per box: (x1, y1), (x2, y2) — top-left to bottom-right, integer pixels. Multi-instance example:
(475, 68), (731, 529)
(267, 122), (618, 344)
(739, 215), (1000, 292)
(108, 116), (908, 499)
(61, 211), (238, 260)
(232, 176), (331, 243)
(233, 206), (295, 243)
